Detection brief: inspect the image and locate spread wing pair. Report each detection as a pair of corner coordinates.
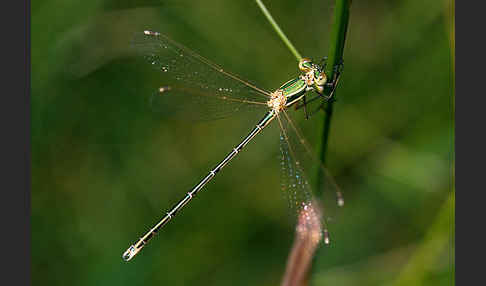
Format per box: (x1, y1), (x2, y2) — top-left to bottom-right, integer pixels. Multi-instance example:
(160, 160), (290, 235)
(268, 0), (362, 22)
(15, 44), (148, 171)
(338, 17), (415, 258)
(132, 30), (343, 240)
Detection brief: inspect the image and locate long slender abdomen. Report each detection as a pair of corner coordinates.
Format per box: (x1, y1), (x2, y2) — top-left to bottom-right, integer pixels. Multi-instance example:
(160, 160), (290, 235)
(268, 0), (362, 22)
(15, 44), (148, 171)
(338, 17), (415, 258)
(123, 110), (276, 261)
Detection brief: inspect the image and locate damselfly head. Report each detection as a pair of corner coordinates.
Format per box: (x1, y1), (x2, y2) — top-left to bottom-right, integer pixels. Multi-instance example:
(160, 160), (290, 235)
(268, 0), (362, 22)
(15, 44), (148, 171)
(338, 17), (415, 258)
(299, 58), (327, 92)
(298, 58), (314, 73)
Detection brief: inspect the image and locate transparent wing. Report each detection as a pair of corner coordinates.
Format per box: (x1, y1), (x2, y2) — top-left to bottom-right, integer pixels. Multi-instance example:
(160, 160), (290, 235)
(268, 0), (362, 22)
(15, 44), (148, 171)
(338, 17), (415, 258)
(131, 31), (271, 120)
(281, 110), (344, 207)
(277, 114), (327, 245)
(149, 86), (268, 121)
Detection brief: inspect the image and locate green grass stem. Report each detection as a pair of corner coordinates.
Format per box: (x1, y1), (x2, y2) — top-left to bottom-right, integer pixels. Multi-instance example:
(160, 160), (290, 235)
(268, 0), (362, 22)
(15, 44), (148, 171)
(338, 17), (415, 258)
(255, 0), (303, 62)
(315, 0), (351, 197)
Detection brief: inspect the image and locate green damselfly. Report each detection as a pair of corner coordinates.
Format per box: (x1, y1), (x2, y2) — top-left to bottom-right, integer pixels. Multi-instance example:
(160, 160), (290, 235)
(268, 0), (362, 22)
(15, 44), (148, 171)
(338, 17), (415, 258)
(123, 30), (343, 261)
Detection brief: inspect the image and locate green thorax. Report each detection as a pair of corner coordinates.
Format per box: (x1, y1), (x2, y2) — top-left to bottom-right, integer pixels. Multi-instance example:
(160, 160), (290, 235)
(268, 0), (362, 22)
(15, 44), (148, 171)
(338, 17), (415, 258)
(279, 77), (307, 107)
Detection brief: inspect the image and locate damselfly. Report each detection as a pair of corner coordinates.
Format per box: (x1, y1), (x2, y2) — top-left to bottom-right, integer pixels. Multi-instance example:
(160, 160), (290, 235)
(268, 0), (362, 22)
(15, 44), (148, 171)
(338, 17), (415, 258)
(123, 30), (344, 261)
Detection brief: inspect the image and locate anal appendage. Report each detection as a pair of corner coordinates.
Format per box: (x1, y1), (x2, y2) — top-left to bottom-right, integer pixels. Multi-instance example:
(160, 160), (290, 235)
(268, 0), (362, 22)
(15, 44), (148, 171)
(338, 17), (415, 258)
(122, 242), (143, 262)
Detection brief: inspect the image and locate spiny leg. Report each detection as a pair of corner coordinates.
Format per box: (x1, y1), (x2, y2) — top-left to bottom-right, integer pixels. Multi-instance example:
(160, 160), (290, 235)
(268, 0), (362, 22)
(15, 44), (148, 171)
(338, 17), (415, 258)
(300, 95), (309, 119)
(295, 93), (324, 111)
(322, 59), (344, 101)
(296, 79), (340, 118)
(306, 61), (344, 117)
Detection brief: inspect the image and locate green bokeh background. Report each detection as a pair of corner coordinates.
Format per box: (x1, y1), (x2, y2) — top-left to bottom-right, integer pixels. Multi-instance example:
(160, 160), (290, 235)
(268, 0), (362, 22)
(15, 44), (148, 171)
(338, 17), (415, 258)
(32, 0), (454, 285)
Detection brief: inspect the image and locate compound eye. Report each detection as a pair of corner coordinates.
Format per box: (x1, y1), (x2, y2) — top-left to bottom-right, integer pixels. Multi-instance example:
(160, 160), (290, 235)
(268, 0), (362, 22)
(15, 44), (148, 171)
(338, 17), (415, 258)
(299, 58), (313, 72)
(316, 73), (327, 86)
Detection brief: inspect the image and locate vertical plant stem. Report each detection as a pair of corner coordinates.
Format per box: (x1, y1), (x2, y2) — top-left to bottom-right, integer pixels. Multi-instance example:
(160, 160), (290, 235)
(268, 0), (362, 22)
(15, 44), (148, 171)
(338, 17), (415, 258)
(315, 0), (351, 197)
(310, 0), (351, 282)
(256, 1), (351, 285)
(255, 0), (303, 62)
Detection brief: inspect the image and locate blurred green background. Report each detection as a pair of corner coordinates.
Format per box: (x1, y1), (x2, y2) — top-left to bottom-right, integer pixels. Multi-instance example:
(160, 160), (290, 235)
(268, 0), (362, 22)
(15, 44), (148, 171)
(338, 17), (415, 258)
(32, 0), (454, 285)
